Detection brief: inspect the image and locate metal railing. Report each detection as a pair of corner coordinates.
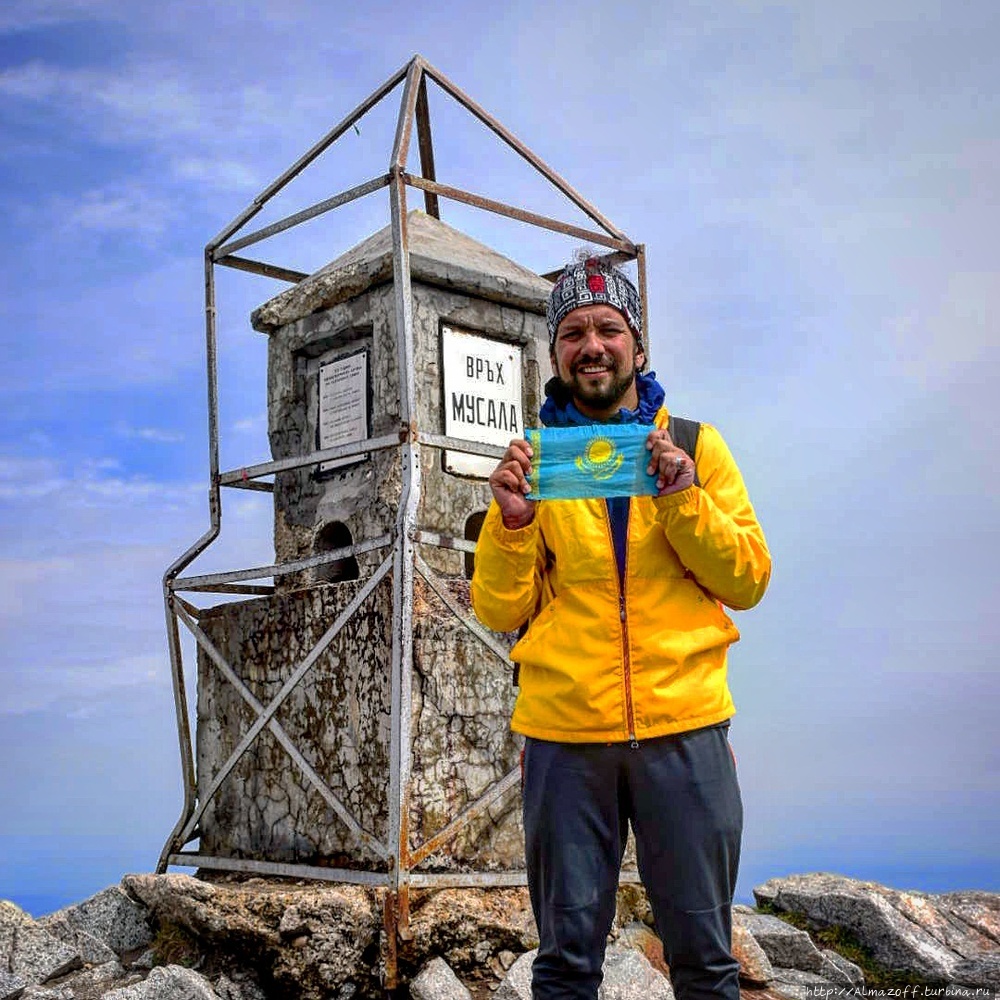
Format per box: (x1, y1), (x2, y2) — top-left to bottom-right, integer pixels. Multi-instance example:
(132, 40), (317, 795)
(156, 53), (643, 988)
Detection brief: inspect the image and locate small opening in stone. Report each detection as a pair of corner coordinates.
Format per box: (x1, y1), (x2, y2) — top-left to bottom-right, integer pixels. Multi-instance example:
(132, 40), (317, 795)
(315, 521), (359, 583)
(464, 510), (487, 579)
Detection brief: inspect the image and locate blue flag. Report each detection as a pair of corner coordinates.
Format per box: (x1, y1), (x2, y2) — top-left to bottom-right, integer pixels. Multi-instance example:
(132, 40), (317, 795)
(526, 424), (658, 500)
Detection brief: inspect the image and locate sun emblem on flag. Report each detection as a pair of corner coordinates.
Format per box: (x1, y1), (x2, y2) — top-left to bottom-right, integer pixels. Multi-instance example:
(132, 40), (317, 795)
(575, 435), (624, 481)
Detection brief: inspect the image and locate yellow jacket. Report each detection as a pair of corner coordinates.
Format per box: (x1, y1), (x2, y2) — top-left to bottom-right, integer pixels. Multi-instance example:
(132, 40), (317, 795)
(471, 406), (770, 743)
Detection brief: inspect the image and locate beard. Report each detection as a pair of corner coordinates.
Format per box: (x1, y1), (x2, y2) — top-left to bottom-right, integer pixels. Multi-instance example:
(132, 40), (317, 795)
(558, 357), (638, 413)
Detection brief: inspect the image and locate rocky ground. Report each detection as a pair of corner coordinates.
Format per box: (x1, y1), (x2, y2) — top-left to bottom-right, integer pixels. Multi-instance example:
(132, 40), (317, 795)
(1, 873), (997, 999)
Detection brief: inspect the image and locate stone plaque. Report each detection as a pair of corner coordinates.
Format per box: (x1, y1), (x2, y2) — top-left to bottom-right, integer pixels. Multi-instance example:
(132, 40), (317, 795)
(442, 326), (523, 478)
(318, 349), (369, 472)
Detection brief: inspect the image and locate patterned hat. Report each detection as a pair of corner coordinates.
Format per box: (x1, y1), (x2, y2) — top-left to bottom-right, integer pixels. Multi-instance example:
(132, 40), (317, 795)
(546, 258), (643, 349)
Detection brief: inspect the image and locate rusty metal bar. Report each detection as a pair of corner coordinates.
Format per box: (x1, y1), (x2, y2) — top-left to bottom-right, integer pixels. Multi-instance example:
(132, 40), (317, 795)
(179, 552), (394, 844)
(415, 432), (506, 461)
(407, 872), (527, 888)
(207, 60), (410, 251)
(157, 251), (224, 872)
(180, 583), (275, 596)
(386, 161), (421, 901)
(407, 766), (520, 868)
(214, 174), (391, 259)
(396, 884), (413, 942)
(406, 870), (643, 888)
(217, 431), (402, 486)
(383, 891), (401, 990)
(420, 58), (626, 240)
(167, 853), (389, 885)
(412, 529), (477, 555)
(221, 478), (274, 493)
(414, 553), (512, 665)
(390, 57), (424, 171)
(414, 75), (439, 218)
(174, 595), (201, 619)
(213, 256), (308, 284)
(175, 603), (388, 857)
(636, 243), (649, 365)
(172, 532), (392, 591)
(403, 174), (634, 253)
(156, 595), (197, 872)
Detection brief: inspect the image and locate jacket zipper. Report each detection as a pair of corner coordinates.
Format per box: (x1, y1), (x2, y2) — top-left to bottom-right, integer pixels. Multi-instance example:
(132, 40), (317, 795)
(608, 503), (638, 747)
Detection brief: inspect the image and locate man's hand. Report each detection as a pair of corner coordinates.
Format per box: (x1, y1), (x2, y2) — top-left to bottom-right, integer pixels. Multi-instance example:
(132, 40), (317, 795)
(646, 428), (696, 496)
(489, 438), (537, 528)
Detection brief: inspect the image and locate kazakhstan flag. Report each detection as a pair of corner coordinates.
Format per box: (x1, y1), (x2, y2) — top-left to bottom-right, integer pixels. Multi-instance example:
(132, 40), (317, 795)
(526, 424), (658, 500)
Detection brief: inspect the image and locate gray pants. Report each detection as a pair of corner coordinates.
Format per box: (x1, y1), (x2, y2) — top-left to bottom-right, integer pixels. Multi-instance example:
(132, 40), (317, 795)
(522, 724), (743, 1000)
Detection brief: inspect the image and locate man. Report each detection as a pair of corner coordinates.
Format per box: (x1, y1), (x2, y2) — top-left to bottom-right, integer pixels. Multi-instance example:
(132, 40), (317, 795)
(471, 257), (771, 1000)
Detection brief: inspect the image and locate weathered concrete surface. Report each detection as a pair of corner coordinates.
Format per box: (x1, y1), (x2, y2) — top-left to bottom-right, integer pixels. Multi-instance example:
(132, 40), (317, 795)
(251, 210), (551, 334)
(755, 873), (1000, 986)
(262, 274), (547, 583)
(196, 213), (551, 875)
(196, 574), (524, 868)
(197, 578), (394, 865)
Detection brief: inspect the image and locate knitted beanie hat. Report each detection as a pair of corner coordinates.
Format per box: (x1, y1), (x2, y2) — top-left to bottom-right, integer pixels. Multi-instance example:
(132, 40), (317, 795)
(546, 257), (643, 349)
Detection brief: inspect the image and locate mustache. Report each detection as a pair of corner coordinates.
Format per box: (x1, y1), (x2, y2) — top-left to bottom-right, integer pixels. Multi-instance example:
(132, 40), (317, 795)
(571, 354), (615, 373)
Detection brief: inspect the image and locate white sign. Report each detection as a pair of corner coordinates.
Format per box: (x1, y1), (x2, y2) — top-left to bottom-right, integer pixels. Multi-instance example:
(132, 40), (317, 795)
(318, 350), (368, 473)
(442, 326), (523, 478)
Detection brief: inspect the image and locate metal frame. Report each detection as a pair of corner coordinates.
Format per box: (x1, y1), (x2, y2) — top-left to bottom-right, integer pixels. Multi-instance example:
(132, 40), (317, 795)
(157, 54), (644, 987)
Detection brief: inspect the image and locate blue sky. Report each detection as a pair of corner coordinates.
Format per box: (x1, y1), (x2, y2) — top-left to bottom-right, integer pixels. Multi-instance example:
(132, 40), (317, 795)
(1, 0), (997, 916)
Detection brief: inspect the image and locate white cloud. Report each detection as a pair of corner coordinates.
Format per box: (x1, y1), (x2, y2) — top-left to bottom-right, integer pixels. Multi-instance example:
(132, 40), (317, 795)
(0, 457), (66, 499)
(0, 448), (274, 717)
(231, 412), (267, 434)
(0, 0), (122, 33)
(60, 184), (175, 241)
(0, 454), (199, 513)
(114, 423), (185, 444)
(0, 556), (74, 619)
(0, 256), (206, 392)
(171, 157), (260, 191)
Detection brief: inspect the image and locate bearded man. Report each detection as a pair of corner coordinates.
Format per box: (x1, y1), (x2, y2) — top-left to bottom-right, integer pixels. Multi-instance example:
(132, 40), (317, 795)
(471, 257), (771, 1000)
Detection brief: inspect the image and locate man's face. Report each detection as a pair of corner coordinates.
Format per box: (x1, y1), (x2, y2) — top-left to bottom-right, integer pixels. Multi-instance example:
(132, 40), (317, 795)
(550, 304), (645, 419)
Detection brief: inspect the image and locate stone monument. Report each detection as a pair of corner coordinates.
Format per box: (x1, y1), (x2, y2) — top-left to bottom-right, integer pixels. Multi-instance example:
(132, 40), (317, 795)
(195, 210), (551, 874)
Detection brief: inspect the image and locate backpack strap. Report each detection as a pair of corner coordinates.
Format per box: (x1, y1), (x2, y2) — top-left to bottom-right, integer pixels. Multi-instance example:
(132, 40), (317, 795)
(667, 415), (702, 487)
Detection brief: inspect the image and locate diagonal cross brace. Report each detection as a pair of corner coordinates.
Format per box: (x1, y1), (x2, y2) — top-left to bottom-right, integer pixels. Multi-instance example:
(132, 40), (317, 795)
(179, 553), (394, 844)
(406, 765), (520, 868)
(414, 553), (512, 665)
(174, 603), (388, 858)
